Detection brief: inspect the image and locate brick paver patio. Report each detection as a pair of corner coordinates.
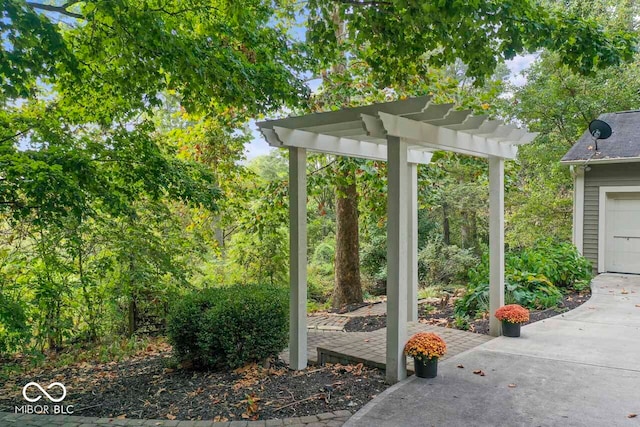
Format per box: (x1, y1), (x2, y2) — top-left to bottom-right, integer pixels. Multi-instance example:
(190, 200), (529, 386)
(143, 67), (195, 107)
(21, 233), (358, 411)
(281, 322), (492, 371)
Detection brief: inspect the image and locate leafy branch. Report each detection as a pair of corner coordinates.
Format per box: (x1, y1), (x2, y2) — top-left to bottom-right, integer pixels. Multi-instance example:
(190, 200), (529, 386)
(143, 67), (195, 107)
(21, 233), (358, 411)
(26, 1), (85, 20)
(335, 0), (392, 6)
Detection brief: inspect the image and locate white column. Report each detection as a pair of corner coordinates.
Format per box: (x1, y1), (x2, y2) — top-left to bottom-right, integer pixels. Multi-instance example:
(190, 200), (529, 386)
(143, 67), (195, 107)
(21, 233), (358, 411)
(489, 156), (505, 337)
(386, 136), (408, 383)
(289, 147), (307, 369)
(572, 166), (585, 255)
(407, 163), (419, 322)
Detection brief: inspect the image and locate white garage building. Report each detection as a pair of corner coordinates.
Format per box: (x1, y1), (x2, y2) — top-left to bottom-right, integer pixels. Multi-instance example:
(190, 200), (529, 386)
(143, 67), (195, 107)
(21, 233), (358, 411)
(562, 111), (640, 274)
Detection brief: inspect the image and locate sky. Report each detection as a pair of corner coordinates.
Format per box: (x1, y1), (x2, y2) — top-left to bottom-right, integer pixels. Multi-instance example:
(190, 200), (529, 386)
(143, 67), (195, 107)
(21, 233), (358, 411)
(243, 53), (539, 161)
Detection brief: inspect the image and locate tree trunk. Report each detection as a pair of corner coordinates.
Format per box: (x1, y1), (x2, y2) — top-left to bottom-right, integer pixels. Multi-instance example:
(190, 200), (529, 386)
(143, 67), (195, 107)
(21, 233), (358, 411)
(329, 8), (361, 308)
(128, 297), (137, 337)
(333, 171), (362, 308)
(78, 240), (98, 341)
(461, 210), (472, 249)
(127, 247), (137, 337)
(442, 202), (451, 245)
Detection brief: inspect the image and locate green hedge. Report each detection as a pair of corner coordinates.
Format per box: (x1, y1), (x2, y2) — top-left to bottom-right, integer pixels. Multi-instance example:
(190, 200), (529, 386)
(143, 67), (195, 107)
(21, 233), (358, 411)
(167, 283), (288, 370)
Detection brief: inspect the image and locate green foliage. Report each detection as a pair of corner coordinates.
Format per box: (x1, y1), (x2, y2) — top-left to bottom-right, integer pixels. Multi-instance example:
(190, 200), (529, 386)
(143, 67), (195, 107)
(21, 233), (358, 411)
(307, 0), (636, 87)
(308, 239), (335, 304)
(360, 233), (388, 283)
(506, 273), (563, 309)
(418, 239), (479, 287)
(504, 49), (640, 247)
(509, 240), (593, 288)
(0, 0), (307, 357)
(453, 313), (472, 331)
(167, 283), (289, 370)
(2, 0), (309, 117)
(456, 242), (592, 316)
(0, 291), (30, 354)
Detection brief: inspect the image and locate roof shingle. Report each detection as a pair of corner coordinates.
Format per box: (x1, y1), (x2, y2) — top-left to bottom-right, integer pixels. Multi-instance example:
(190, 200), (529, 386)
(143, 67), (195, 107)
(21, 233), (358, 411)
(561, 111), (640, 163)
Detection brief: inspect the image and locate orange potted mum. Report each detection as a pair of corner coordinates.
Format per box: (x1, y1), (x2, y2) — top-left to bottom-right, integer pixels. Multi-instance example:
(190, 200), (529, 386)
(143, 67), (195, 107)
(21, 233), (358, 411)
(404, 332), (447, 378)
(495, 304), (530, 337)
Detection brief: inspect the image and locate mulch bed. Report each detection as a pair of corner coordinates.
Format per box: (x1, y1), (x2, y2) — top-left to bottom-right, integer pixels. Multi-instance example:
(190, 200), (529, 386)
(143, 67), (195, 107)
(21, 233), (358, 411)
(0, 344), (387, 422)
(344, 315), (387, 332)
(344, 289), (592, 334)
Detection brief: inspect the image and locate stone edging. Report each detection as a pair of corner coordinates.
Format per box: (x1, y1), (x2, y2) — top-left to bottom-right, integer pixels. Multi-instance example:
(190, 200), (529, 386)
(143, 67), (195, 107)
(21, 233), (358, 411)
(0, 410), (352, 427)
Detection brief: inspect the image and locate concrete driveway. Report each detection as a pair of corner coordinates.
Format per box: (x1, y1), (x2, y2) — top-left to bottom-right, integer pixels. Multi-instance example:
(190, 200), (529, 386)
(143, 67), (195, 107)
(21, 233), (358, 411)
(345, 274), (640, 427)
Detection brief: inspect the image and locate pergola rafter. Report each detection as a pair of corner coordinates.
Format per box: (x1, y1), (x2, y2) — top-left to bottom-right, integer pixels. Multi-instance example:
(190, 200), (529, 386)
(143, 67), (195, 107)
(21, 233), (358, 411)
(257, 96), (537, 384)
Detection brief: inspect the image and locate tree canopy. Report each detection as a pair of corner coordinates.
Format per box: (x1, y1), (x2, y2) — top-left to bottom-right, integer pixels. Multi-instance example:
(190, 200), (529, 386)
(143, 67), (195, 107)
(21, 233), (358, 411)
(307, 0), (636, 85)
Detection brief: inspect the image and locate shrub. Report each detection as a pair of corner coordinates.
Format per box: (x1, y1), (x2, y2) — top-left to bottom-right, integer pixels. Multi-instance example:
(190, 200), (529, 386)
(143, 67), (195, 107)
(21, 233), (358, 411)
(360, 233), (387, 283)
(167, 283), (288, 370)
(455, 242), (590, 316)
(0, 293), (31, 355)
(418, 239), (478, 287)
(506, 273), (563, 309)
(308, 240), (335, 303)
(530, 240), (592, 288)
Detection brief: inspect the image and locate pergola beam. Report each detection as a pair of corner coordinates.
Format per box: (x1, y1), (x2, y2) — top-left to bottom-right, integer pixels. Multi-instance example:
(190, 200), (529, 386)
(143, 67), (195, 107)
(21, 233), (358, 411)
(260, 96), (432, 131)
(271, 127), (433, 165)
(378, 112), (519, 159)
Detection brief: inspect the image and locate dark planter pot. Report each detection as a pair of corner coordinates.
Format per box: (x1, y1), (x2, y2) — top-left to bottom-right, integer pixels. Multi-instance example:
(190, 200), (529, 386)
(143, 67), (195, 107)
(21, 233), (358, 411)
(502, 321), (521, 337)
(414, 357), (438, 378)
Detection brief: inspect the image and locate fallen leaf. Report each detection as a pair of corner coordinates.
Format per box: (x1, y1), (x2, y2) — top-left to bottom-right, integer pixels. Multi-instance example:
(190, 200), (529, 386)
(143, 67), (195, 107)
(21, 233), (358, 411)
(508, 384), (517, 388)
(628, 414), (637, 418)
(166, 414), (176, 420)
(213, 416), (229, 422)
(116, 414), (127, 419)
(473, 370), (485, 376)
(457, 364), (464, 369)
(364, 339), (370, 343)
(621, 289), (629, 294)
(635, 304), (640, 308)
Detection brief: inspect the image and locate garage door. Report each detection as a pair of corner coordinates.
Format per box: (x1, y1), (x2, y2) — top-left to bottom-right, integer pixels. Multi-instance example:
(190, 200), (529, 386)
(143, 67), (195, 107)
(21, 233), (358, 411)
(605, 194), (640, 274)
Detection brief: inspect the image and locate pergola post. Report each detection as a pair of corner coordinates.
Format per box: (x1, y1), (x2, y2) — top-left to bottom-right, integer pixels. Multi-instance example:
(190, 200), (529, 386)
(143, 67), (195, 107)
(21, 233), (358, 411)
(386, 136), (408, 383)
(289, 147), (308, 369)
(407, 163), (419, 322)
(489, 156), (505, 337)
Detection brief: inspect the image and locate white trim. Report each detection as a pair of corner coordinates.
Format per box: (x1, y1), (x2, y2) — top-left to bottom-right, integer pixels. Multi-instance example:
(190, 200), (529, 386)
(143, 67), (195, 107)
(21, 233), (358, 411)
(572, 166), (585, 254)
(597, 186), (640, 273)
(561, 156), (640, 165)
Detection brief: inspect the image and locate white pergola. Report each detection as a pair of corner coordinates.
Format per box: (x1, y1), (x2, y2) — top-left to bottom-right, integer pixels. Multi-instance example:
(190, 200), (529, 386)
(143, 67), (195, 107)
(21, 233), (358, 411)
(257, 96), (537, 384)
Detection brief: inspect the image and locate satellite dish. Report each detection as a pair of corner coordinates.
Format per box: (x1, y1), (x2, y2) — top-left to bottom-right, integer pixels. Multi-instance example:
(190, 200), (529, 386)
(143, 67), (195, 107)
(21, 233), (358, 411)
(589, 119), (612, 140)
